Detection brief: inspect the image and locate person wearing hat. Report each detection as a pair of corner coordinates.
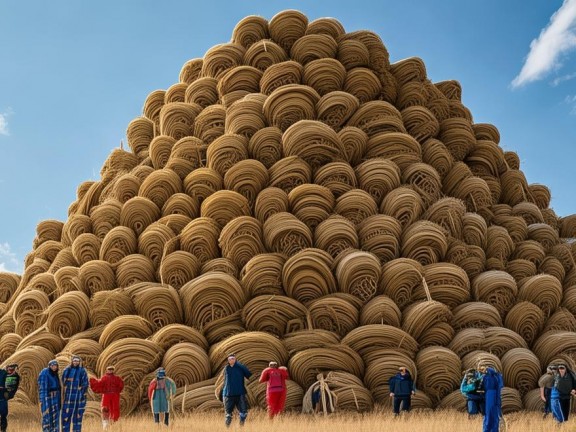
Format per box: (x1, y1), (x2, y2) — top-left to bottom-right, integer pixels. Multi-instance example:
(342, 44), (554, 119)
(478, 364), (503, 432)
(388, 366), (416, 416)
(61, 355), (89, 432)
(38, 360), (61, 432)
(538, 365), (556, 418)
(221, 354), (252, 427)
(550, 363), (576, 423)
(89, 366), (124, 430)
(147, 368), (176, 426)
(0, 363), (20, 432)
(259, 361), (290, 418)
(460, 368), (484, 417)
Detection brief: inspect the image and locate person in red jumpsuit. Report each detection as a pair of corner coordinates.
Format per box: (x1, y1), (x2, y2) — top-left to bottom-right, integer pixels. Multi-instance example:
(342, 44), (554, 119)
(259, 361), (289, 418)
(89, 366), (124, 430)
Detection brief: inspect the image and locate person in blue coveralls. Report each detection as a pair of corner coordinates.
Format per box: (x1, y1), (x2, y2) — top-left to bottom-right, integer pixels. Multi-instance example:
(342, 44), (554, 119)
(479, 365), (503, 432)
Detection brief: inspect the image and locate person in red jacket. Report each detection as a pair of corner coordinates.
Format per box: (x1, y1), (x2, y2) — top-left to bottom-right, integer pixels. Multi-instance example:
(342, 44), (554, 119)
(259, 361), (289, 418)
(89, 366), (124, 430)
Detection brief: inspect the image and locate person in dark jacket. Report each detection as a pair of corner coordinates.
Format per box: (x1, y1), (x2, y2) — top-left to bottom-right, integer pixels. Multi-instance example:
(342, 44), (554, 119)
(479, 365), (503, 432)
(61, 356), (89, 432)
(221, 354), (252, 427)
(389, 366), (416, 416)
(550, 363), (576, 423)
(38, 360), (61, 432)
(0, 364), (20, 432)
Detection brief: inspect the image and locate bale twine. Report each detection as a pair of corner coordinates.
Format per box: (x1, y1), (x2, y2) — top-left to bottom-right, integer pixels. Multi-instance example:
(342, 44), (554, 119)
(268, 156), (312, 193)
(89, 289), (135, 327)
(180, 272), (247, 330)
(241, 295), (307, 336)
(209, 331), (288, 374)
(263, 212), (313, 256)
(282, 248), (336, 304)
(379, 258), (424, 309)
(200, 258), (239, 279)
(418, 263), (470, 308)
(416, 346), (461, 403)
(341, 324), (418, 358)
(314, 215), (359, 259)
(380, 186), (424, 229)
(3, 346), (53, 403)
(179, 217), (221, 264)
(46, 291), (90, 338)
(359, 295), (401, 327)
(288, 345), (364, 389)
(288, 184), (335, 231)
(163, 342), (211, 387)
(334, 249), (381, 303)
(501, 348), (541, 396)
(314, 161), (357, 197)
(307, 294), (361, 337)
(364, 349), (416, 402)
(99, 315), (155, 349)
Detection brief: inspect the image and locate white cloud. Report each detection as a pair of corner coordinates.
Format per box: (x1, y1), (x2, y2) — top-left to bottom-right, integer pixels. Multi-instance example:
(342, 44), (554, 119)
(511, 0), (576, 88)
(0, 112), (10, 136)
(0, 242), (22, 274)
(551, 71), (576, 86)
(565, 94), (576, 114)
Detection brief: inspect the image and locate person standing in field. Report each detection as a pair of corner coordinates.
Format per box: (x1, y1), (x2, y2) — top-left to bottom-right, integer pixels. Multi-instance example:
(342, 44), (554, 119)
(38, 360), (61, 432)
(259, 361), (289, 418)
(460, 368), (484, 417)
(479, 365), (503, 432)
(0, 363), (20, 432)
(389, 366), (416, 416)
(538, 365), (556, 418)
(61, 356), (89, 432)
(550, 363), (576, 423)
(89, 365), (124, 430)
(148, 368), (176, 426)
(221, 354), (252, 427)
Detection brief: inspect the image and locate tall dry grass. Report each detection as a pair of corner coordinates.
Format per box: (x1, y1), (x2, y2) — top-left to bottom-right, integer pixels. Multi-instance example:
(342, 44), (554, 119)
(5, 404), (568, 432)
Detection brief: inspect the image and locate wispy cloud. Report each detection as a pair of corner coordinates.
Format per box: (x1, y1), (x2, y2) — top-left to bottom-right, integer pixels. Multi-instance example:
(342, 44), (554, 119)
(0, 242), (22, 274)
(551, 71), (576, 86)
(565, 94), (576, 114)
(511, 0), (576, 88)
(0, 108), (13, 136)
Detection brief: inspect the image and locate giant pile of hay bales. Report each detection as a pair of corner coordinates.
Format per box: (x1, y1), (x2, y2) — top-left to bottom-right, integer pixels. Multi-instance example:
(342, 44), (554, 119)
(1, 9), (576, 416)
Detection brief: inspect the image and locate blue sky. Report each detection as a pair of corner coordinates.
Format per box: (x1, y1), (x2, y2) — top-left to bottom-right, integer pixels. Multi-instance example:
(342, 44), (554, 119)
(1, 0), (575, 274)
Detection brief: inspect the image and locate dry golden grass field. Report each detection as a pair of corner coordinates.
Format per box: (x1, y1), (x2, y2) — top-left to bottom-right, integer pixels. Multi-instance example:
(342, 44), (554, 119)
(5, 404), (572, 432)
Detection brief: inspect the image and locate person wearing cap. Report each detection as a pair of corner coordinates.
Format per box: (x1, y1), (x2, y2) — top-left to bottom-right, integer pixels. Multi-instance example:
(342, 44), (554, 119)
(460, 368), (484, 417)
(147, 368), (176, 426)
(89, 366), (124, 430)
(61, 355), (89, 432)
(389, 366), (416, 416)
(0, 363), (20, 432)
(538, 365), (556, 418)
(38, 360), (61, 432)
(478, 365), (503, 432)
(550, 363), (576, 423)
(221, 354), (252, 427)
(259, 361), (290, 418)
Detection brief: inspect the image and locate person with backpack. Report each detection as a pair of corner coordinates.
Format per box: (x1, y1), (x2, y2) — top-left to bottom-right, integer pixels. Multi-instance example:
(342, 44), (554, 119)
(147, 368), (176, 426)
(460, 368), (484, 417)
(89, 365), (124, 429)
(61, 356), (89, 432)
(550, 363), (576, 423)
(389, 366), (416, 416)
(38, 360), (61, 432)
(259, 361), (289, 418)
(0, 364), (20, 432)
(221, 354), (252, 427)
(479, 365), (503, 432)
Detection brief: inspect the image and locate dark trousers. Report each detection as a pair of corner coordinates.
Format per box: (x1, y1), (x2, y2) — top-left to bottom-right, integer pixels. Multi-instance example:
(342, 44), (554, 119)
(224, 395), (248, 425)
(0, 399), (7, 432)
(153, 412), (169, 425)
(393, 395), (411, 414)
(552, 397), (571, 422)
(544, 387), (552, 415)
